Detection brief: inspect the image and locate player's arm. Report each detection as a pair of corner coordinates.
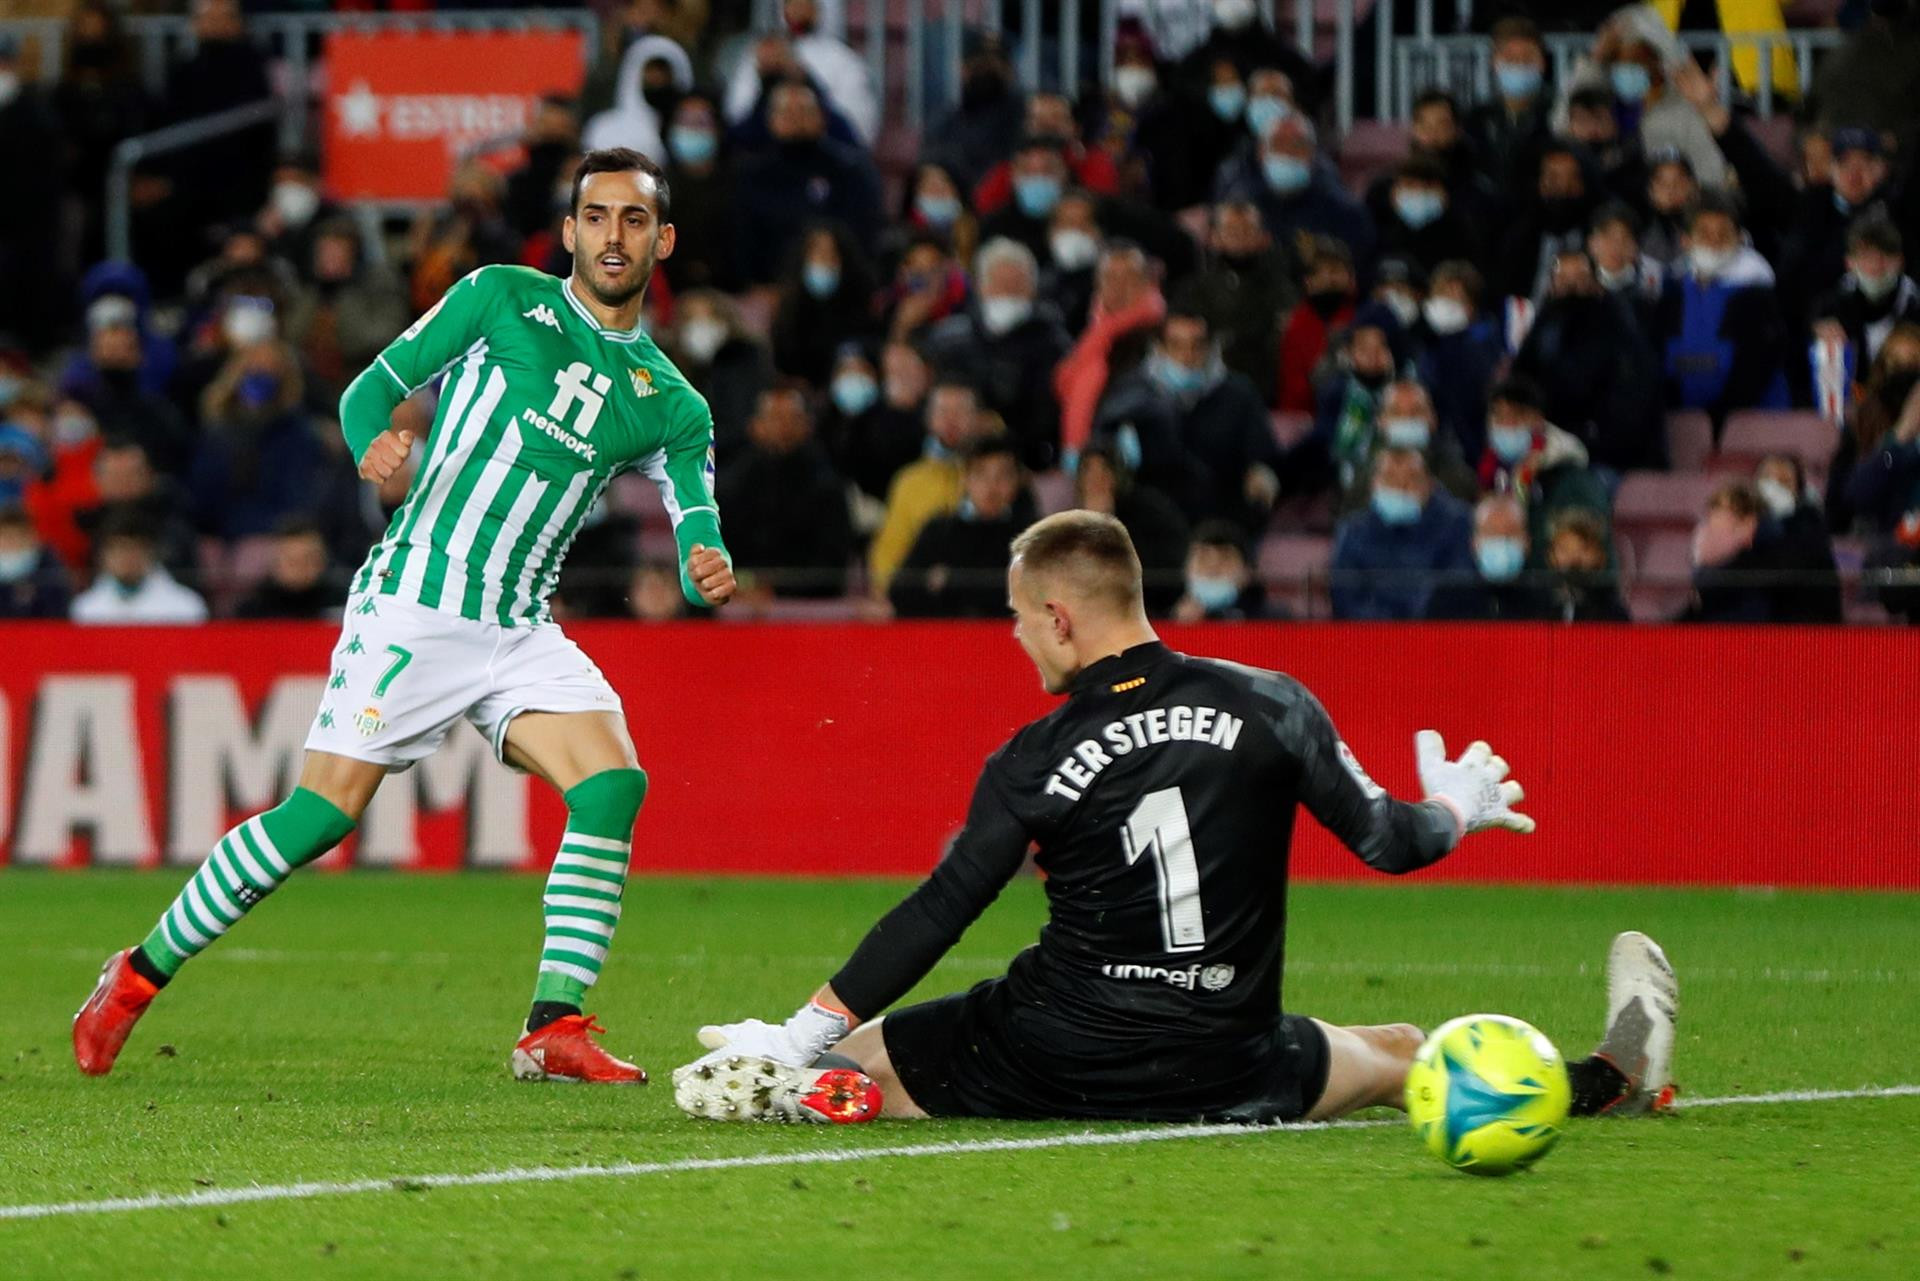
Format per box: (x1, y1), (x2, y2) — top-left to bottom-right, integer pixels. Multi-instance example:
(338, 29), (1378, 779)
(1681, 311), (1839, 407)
(339, 267), (500, 477)
(1274, 685), (1531, 875)
(687, 764), (1031, 1066)
(651, 409), (735, 606)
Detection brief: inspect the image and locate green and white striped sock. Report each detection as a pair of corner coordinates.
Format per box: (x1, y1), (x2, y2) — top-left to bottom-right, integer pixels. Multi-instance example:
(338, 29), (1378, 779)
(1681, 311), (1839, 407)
(138, 788), (357, 979)
(532, 768), (649, 1010)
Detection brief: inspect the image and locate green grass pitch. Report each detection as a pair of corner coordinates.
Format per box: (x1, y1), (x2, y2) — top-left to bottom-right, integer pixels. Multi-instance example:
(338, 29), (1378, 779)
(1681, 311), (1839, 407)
(2, 872), (1916, 1280)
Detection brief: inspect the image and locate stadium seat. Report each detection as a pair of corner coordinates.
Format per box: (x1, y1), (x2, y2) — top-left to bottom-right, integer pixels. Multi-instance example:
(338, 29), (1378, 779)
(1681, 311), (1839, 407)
(1030, 469), (1075, 516)
(1611, 471), (1725, 548)
(1627, 531), (1696, 622)
(1713, 410), (1836, 486)
(1664, 410), (1714, 472)
(1337, 120), (1407, 196)
(1257, 533), (1331, 618)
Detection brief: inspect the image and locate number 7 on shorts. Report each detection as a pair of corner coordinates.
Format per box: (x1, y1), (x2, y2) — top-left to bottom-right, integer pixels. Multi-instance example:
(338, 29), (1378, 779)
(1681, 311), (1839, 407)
(374, 644), (413, 699)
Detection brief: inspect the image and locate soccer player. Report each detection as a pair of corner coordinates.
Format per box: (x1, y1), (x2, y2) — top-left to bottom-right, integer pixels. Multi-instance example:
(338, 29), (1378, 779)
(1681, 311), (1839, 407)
(73, 149), (736, 1084)
(675, 512), (1677, 1124)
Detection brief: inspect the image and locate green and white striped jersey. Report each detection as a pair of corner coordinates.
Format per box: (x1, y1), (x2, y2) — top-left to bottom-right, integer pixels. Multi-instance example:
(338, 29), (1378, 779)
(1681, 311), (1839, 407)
(341, 264), (724, 625)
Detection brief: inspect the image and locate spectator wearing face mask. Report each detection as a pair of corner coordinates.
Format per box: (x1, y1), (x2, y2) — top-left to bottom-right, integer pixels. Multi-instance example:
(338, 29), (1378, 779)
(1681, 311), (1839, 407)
(1563, 85), (1650, 214)
(586, 33), (695, 163)
(1093, 309), (1283, 531)
(659, 92), (739, 292)
(74, 438), (196, 579)
(1811, 215), (1920, 372)
(1545, 508), (1631, 622)
(1843, 337), (1920, 536)
(868, 377), (989, 593)
(927, 238), (1072, 470)
(898, 162), (979, 267)
(1640, 149), (1698, 270)
(1174, 0), (1322, 115)
(1173, 519), (1277, 622)
(980, 136), (1075, 265)
(1054, 242), (1166, 462)
(0, 503), (70, 619)
(970, 93), (1121, 217)
(1828, 322), (1920, 532)
(881, 234), (970, 344)
(1368, 259), (1427, 355)
(1556, 7), (1726, 189)
(1467, 16), (1553, 194)
(1042, 190), (1103, 333)
(824, 340), (931, 514)
(732, 81), (883, 286)
(1172, 200), (1296, 403)
(70, 511), (207, 625)
(771, 222), (880, 387)
(1587, 202), (1664, 325)
(1515, 248), (1666, 471)
(1369, 154), (1484, 281)
(1221, 116), (1374, 272)
(1276, 237), (1357, 414)
(1425, 494), (1556, 621)
(257, 155), (342, 278)
(1657, 192), (1791, 419)
(1309, 306), (1403, 496)
(1679, 480), (1802, 623)
(1476, 376), (1616, 569)
(670, 289), (773, 466)
(1752, 453), (1843, 623)
(1330, 447), (1474, 620)
(188, 341), (343, 543)
(1496, 140), (1601, 303)
(1074, 443), (1190, 617)
(1415, 261), (1504, 462)
(72, 301), (195, 477)
(890, 437), (1033, 619)
(1674, 58), (1909, 327)
(715, 383), (854, 599)
(60, 263), (179, 401)
(1340, 379), (1479, 517)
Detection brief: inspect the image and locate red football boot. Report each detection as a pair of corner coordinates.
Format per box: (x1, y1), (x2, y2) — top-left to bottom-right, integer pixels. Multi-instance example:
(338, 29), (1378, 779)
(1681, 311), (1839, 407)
(510, 1014), (648, 1084)
(73, 949), (160, 1076)
(672, 1056), (883, 1123)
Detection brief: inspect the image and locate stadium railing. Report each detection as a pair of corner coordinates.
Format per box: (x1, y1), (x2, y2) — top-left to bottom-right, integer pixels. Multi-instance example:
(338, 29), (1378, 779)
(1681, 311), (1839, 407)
(103, 98), (280, 266)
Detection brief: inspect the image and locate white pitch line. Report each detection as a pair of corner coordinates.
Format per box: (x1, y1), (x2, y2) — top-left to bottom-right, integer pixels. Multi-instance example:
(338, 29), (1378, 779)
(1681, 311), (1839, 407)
(1, 1083), (1915, 1224)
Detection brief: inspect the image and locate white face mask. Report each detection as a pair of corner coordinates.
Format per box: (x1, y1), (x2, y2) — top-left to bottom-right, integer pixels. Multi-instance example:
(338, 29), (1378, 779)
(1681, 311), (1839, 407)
(680, 317), (727, 364)
(1113, 66), (1156, 108)
(1214, 0), (1257, 28)
(1756, 477), (1797, 519)
(0, 71), (20, 107)
(1382, 291), (1420, 329)
(1690, 246), (1734, 279)
(1050, 229), (1099, 271)
(1422, 296), (1468, 334)
(272, 180), (321, 227)
(1597, 262), (1636, 290)
(0, 546), (36, 581)
(980, 296), (1033, 336)
(222, 299), (276, 348)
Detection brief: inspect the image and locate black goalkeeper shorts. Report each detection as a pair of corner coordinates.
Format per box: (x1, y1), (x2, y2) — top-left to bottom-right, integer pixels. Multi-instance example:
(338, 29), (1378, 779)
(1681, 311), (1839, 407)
(880, 977), (1330, 1123)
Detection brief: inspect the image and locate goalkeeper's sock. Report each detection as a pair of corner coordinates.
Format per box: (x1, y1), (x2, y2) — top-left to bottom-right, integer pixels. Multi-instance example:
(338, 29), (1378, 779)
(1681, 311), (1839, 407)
(1567, 1055), (1631, 1116)
(529, 768), (648, 1015)
(136, 788), (357, 979)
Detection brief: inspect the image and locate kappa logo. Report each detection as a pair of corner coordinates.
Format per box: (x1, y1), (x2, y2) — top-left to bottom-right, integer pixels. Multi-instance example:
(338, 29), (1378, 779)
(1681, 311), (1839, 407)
(523, 304), (562, 331)
(629, 366), (657, 399)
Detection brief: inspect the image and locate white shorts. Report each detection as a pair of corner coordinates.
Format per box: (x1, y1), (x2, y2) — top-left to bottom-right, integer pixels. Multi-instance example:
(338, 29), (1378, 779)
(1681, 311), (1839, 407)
(304, 594), (624, 771)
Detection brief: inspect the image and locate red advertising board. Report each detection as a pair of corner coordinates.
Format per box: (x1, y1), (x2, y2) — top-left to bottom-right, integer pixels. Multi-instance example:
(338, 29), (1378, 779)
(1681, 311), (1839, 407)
(322, 30), (584, 200)
(0, 623), (1914, 889)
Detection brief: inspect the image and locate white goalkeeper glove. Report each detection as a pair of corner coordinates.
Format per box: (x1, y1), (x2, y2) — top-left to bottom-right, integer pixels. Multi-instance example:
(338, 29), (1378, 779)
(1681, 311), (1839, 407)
(1415, 730), (1534, 838)
(691, 1001), (851, 1069)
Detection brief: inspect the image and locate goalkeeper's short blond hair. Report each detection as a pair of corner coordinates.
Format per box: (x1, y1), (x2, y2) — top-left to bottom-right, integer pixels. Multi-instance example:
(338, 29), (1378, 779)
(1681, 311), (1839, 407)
(1009, 511), (1144, 617)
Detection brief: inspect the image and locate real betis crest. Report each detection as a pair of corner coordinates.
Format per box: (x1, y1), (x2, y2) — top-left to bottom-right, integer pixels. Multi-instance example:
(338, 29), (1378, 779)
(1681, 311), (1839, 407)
(629, 367), (657, 398)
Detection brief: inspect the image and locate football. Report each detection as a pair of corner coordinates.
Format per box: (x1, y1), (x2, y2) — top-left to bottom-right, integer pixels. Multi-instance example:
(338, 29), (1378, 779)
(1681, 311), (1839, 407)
(1405, 1013), (1572, 1177)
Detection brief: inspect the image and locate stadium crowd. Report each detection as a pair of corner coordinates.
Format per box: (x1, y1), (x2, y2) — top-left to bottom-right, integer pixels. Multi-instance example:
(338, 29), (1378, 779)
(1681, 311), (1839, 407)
(2, 0), (1920, 624)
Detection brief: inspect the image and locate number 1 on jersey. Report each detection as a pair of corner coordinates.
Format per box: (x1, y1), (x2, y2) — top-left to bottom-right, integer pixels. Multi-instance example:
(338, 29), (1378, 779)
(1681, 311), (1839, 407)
(1123, 787), (1205, 953)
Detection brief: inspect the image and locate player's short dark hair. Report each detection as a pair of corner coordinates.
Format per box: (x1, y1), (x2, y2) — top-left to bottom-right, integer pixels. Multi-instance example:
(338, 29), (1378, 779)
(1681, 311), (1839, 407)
(1010, 510), (1143, 615)
(1489, 374), (1545, 412)
(1847, 211), (1902, 257)
(571, 148), (672, 221)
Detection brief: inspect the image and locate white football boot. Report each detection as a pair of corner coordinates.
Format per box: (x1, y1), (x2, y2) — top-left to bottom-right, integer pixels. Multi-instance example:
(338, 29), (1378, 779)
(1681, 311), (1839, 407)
(672, 1055), (882, 1124)
(1592, 930), (1679, 1114)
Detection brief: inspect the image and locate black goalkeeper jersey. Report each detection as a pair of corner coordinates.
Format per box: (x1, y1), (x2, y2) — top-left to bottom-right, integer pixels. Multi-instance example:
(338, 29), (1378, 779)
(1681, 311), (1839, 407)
(831, 641), (1459, 1047)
